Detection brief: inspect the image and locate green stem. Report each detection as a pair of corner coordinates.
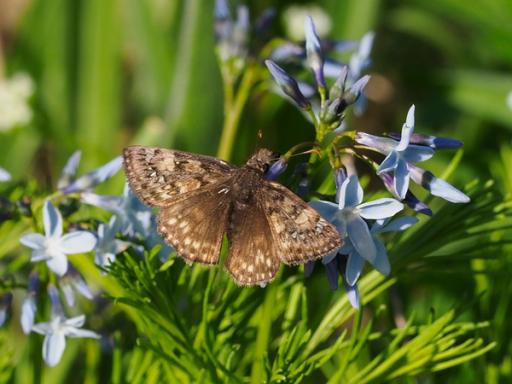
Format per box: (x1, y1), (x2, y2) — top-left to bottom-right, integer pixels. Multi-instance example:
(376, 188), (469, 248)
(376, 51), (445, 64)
(217, 66), (257, 161)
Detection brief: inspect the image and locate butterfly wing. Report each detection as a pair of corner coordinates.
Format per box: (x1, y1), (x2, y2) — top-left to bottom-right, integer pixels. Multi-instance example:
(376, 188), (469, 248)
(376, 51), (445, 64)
(225, 198), (280, 286)
(123, 145), (237, 208)
(157, 182), (232, 265)
(258, 181), (342, 265)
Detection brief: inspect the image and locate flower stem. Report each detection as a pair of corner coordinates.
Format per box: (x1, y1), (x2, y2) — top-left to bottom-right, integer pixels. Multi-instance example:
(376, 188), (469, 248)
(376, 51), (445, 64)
(216, 66), (257, 161)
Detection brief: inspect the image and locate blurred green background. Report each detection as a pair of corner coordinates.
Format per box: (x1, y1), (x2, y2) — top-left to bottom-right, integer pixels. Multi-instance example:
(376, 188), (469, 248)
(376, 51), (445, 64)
(1, 0), (512, 382)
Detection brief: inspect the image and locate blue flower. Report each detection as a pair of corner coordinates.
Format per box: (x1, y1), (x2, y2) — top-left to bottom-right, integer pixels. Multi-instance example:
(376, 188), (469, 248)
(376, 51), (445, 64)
(58, 153), (122, 194)
(340, 216), (418, 285)
(32, 314), (100, 367)
(356, 105), (435, 198)
(20, 201), (97, 276)
(0, 166), (10, 182)
(94, 217), (131, 268)
(310, 175), (404, 262)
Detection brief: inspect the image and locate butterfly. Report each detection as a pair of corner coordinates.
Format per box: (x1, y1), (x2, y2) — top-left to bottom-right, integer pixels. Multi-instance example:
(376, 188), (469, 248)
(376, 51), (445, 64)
(123, 146), (342, 286)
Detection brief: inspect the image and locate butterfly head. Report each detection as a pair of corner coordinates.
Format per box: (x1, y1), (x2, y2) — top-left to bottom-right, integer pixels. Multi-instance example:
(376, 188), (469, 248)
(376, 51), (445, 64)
(246, 148), (279, 174)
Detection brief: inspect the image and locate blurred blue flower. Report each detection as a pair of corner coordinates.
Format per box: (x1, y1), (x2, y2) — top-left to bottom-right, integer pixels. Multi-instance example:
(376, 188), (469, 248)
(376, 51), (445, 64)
(0, 166), (10, 182)
(20, 201), (97, 276)
(61, 267), (94, 307)
(81, 184), (152, 237)
(94, 217), (131, 268)
(0, 293), (13, 327)
(58, 154), (122, 194)
(32, 314), (100, 367)
(356, 105), (435, 199)
(21, 271), (39, 334)
(310, 175), (404, 262)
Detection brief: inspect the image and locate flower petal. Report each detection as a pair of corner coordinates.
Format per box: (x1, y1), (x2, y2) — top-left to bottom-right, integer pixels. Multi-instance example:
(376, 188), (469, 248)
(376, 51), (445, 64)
(379, 216), (418, 233)
(339, 175), (363, 209)
(60, 232), (97, 254)
(394, 158), (410, 199)
(43, 201), (63, 239)
(21, 297), (36, 334)
(355, 132), (396, 155)
(62, 156), (122, 194)
(43, 332), (66, 367)
(31, 250), (51, 262)
(309, 200), (339, 222)
(64, 315), (85, 328)
(57, 150), (81, 189)
(67, 328), (101, 339)
(81, 192), (124, 215)
(409, 165), (470, 203)
(325, 259), (339, 290)
(0, 167), (11, 182)
(343, 280), (360, 309)
(396, 105), (415, 151)
(32, 321), (52, 335)
(358, 198), (404, 220)
(347, 216), (376, 261)
(402, 145), (434, 163)
(20, 233), (45, 249)
(346, 252), (365, 285)
(377, 151), (398, 175)
(46, 252), (68, 276)
(372, 239), (391, 276)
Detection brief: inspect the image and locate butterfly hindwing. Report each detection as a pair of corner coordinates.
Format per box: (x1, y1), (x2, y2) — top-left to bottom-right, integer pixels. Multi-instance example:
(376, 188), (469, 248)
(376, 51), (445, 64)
(225, 197), (280, 286)
(258, 181), (342, 265)
(157, 183), (231, 265)
(123, 146), (236, 207)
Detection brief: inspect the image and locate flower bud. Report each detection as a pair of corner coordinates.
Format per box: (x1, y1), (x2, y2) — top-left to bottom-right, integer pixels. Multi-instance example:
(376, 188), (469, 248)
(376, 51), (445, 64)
(265, 60), (311, 110)
(305, 16), (325, 89)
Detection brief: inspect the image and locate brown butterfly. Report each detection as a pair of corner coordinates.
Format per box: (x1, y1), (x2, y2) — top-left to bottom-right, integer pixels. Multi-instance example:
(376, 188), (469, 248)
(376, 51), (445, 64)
(123, 146), (342, 286)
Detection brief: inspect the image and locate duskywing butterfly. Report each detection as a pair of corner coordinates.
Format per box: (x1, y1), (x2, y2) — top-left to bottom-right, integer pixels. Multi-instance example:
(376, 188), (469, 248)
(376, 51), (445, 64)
(123, 146), (342, 285)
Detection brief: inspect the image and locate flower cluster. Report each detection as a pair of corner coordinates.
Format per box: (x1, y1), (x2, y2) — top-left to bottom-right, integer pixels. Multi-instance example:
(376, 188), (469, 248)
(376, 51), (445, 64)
(0, 152), (170, 367)
(264, 17), (469, 307)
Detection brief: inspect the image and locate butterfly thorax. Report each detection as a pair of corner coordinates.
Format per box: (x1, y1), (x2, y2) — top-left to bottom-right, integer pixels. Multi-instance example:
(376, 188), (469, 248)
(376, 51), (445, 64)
(245, 148), (276, 174)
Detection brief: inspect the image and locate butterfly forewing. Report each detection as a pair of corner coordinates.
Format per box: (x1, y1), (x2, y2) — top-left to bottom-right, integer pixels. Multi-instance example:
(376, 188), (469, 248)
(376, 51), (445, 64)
(157, 183), (231, 265)
(258, 181), (342, 264)
(123, 146), (236, 207)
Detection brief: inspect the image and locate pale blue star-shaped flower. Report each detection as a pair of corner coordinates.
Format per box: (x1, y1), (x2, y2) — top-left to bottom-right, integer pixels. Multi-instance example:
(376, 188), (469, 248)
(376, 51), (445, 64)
(58, 151), (122, 194)
(356, 105), (435, 199)
(339, 216), (418, 286)
(310, 175), (404, 262)
(20, 201), (97, 276)
(32, 314), (100, 367)
(94, 217), (131, 268)
(0, 166), (10, 182)
(81, 184), (152, 237)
